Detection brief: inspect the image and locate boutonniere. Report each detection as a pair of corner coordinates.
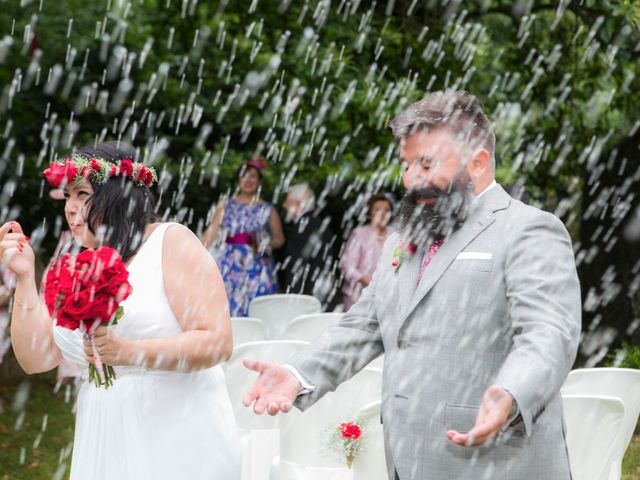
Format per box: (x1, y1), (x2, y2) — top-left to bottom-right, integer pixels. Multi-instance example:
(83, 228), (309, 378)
(391, 241), (418, 273)
(323, 418), (367, 468)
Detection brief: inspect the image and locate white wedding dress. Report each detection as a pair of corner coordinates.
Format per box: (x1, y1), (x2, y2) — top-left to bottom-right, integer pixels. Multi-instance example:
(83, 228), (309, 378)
(53, 222), (241, 479)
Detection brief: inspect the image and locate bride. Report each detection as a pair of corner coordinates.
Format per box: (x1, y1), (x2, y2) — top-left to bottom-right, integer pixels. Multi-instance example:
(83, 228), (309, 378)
(1, 141), (240, 479)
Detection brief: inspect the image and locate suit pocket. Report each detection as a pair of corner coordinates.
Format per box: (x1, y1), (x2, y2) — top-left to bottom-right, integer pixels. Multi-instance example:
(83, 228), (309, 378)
(444, 403), (479, 433)
(448, 258), (494, 272)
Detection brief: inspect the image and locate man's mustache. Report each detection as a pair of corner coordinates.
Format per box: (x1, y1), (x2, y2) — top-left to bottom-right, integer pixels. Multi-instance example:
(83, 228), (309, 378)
(404, 186), (447, 203)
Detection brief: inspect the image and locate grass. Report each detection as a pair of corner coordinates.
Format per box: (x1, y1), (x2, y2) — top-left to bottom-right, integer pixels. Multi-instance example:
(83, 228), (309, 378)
(625, 436), (640, 480)
(1, 359), (639, 479)
(0, 368), (75, 480)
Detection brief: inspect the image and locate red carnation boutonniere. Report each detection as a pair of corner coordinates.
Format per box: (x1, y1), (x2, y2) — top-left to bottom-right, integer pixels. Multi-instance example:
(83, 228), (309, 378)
(324, 419), (366, 469)
(391, 241), (417, 273)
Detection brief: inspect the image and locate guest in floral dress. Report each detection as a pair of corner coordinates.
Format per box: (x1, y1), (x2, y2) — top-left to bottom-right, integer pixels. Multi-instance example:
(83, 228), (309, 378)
(339, 193), (395, 310)
(202, 159), (285, 316)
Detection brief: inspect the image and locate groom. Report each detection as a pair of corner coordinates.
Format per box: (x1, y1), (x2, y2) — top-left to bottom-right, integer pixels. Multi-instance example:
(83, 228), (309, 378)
(243, 90), (581, 479)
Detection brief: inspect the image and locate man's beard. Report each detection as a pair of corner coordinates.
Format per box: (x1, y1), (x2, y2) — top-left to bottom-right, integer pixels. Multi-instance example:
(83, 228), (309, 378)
(399, 175), (474, 244)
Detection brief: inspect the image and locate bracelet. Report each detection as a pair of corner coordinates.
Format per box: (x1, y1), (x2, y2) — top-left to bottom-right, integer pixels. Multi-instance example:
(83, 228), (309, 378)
(13, 296), (38, 311)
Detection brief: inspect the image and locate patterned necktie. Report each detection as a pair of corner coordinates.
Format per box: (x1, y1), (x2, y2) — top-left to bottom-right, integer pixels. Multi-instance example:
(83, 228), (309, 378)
(416, 239), (444, 285)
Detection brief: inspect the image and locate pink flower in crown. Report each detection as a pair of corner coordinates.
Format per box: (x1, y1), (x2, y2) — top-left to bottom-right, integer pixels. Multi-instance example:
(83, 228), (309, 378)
(391, 241), (418, 273)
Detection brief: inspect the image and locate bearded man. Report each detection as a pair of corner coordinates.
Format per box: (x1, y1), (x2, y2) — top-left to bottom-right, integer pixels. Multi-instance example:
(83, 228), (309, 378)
(242, 90), (581, 479)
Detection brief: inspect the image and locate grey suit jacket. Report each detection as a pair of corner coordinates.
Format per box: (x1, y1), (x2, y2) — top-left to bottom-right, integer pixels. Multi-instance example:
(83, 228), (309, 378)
(288, 185), (581, 479)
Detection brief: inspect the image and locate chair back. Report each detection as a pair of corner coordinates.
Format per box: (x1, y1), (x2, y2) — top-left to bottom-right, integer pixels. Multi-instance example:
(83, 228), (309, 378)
(284, 313), (344, 342)
(231, 317), (266, 346)
(249, 294), (322, 339)
(561, 367), (640, 478)
(562, 394), (625, 480)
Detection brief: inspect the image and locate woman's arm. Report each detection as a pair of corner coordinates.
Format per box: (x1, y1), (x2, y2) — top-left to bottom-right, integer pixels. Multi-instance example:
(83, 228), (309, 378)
(89, 224), (233, 371)
(268, 207), (285, 250)
(201, 202), (224, 249)
(1, 222), (62, 374)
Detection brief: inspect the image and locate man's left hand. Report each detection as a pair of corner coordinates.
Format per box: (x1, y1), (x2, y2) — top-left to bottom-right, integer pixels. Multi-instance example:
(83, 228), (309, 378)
(445, 384), (512, 447)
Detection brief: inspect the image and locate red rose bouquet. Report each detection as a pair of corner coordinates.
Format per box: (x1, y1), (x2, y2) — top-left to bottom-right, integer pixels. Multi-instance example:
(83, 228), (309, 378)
(45, 246), (133, 388)
(324, 419), (366, 468)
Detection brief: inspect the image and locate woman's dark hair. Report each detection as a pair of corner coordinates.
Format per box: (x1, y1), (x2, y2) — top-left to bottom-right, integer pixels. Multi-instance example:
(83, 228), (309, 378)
(234, 163), (263, 182)
(367, 193), (393, 220)
(75, 140), (159, 263)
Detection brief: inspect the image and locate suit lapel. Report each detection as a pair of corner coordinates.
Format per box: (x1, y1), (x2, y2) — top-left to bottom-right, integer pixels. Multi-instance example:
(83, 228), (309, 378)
(398, 185), (512, 326)
(396, 242), (424, 316)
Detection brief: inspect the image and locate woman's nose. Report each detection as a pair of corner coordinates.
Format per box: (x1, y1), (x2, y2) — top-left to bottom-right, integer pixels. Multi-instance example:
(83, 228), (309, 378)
(65, 199), (79, 215)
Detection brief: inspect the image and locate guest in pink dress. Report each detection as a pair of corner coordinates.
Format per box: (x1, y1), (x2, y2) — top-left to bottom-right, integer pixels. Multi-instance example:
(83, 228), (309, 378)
(339, 193), (395, 310)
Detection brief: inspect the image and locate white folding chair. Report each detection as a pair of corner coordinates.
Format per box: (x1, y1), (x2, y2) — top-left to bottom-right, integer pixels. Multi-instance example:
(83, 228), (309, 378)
(284, 313), (344, 342)
(249, 294), (322, 339)
(224, 340), (310, 480)
(270, 460), (354, 480)
(562, 394), (625, 480)
(561, 367), (640, 479)
(277, 367), (383, 470)
(352, 400), (387, 480)
(231, 317), (266, 346)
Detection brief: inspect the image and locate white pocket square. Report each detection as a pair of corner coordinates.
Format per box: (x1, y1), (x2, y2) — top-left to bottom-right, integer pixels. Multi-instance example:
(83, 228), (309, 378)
(456, 252), (492, 260)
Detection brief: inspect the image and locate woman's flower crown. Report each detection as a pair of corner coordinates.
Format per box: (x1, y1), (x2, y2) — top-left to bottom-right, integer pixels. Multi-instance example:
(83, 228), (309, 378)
(43, 154), (158, 188)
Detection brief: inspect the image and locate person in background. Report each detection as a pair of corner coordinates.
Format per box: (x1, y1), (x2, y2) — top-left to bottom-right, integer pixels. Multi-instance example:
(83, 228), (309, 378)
(202, 158), (285, 316)
(339, 193), (395, 310)
(278, 183), (334, 302)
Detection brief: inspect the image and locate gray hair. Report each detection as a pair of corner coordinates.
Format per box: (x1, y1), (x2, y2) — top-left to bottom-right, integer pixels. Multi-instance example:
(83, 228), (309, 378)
(389, 89), (496, 169)
(288, 183), (316, 212)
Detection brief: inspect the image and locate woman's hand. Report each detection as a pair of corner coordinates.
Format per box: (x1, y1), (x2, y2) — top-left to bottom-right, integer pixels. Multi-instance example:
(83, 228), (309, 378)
(83, 326), (134, 366)
(0, 222), (34, 280)
(360, 275), (372, 287)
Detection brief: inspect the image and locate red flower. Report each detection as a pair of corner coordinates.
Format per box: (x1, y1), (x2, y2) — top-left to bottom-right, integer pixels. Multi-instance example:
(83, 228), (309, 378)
(134, 165), (147, 182)
(62, 290), (93, 320)
(340, 422), (361, 440)
(64, 159), (78, 183)
(247, 157), (266, 170)
(80, 165), (92, 178)
(143, 169), (154, 186)
(55, 310), (81, 330)
(90, 159), (102, 171)
(407, 243), (418, 254)
(109, 165), (118, 177)
(391, 261), (398, 267)
(43, 162), (67, 187)
(119, 159), (134, 176)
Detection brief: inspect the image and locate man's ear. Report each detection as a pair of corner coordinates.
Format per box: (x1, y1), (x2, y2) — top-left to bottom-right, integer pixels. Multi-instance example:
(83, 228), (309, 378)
(468, 148), (491, 179)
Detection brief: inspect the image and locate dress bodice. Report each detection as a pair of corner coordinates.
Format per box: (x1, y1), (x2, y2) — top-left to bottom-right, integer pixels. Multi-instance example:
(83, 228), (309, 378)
(221, 197), (272, 236)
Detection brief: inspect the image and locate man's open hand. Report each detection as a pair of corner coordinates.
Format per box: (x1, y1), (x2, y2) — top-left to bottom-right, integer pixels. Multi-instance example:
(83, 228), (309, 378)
(242, 359), (302, 416)
(445, 384), (513, 447)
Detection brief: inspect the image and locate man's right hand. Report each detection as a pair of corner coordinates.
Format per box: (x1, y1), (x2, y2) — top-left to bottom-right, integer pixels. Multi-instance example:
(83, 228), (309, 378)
(242, 359), (302, 416)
